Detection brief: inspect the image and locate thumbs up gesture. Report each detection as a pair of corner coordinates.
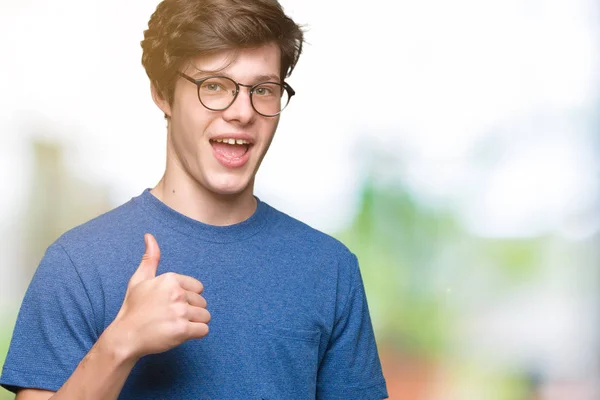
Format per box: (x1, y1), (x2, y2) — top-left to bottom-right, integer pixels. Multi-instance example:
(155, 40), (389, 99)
(109, 234), (210, 360)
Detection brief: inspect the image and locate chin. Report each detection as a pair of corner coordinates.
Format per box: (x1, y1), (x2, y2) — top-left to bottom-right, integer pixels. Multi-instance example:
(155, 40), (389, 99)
(205, 178), (251, 197)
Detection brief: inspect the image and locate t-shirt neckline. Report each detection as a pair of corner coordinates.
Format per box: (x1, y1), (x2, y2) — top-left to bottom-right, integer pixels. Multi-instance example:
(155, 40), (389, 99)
(135, 188), (270, 243)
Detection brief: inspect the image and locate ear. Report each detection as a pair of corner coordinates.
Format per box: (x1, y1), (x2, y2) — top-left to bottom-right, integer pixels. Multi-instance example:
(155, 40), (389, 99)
(151, 84), (172, 118)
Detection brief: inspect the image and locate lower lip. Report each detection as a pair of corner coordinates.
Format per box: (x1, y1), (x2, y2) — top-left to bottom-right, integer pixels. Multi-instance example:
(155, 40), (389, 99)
(211, 143), (252, 168)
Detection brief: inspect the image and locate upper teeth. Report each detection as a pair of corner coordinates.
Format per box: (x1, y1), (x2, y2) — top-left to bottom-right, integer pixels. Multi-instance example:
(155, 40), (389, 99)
(214, 138), (250, 145)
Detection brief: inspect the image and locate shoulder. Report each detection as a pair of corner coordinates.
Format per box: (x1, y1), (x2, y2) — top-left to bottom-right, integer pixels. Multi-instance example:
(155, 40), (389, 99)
(264, 202), (357, 265)
(52, 193), (145, 259)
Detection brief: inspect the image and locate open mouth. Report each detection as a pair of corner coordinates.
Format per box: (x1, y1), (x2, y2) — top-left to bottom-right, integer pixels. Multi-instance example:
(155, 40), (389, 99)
(209, 138), (253, 160)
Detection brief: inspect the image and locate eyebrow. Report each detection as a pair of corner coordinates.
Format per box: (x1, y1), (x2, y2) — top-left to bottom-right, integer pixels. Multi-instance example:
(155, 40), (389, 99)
(191, 72), (281, 83)
(254, 74), (281, 82)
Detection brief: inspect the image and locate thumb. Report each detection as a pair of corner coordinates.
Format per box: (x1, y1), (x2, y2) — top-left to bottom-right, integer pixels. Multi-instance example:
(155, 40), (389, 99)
(130, 233), (161, 285)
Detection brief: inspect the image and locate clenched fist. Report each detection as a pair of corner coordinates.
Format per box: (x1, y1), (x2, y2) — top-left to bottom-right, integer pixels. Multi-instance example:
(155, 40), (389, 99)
(108, 233), (210, 360)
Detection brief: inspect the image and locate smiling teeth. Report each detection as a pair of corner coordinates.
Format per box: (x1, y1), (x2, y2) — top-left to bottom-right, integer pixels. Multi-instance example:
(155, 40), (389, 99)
(214, 138), (250, 145)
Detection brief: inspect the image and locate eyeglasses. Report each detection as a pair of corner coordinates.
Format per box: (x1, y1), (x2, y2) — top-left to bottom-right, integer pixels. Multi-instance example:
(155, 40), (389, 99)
(178, 72), (295, 117)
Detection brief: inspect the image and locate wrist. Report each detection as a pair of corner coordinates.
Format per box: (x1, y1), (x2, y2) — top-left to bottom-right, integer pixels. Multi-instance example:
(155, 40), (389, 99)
(98, 321), (141, 366)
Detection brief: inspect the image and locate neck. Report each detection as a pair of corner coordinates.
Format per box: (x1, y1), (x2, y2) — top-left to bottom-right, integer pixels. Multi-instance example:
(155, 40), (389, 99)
(150, 165), (257, 227)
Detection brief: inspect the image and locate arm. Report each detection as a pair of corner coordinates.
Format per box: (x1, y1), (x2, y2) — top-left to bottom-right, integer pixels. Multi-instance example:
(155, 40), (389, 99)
(15, 390), (54, 400)
(9, 234), (210, 400)
(16, 326), (134, 400)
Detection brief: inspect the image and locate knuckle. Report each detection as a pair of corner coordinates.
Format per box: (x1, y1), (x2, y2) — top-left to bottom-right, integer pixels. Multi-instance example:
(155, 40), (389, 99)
(163, 272), (178, 283)
(171, 302), (187, 318)
(170, 288), (185, 302)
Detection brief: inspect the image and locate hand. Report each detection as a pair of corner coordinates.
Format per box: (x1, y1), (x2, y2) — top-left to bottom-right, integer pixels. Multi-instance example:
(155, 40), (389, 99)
(109, 233), (210, 360)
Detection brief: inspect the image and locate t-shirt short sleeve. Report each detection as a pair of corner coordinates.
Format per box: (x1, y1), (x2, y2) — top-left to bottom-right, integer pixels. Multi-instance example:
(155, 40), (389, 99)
(0, 242), (98, 394)
(316, 252), (388, 399)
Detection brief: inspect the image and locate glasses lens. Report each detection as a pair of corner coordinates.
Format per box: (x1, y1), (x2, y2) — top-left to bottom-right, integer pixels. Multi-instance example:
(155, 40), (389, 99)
(251, 83), (290, 116)
(198, 77), (237, 110)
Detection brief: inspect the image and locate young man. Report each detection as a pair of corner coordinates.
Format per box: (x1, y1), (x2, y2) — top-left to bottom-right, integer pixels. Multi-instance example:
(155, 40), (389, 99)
(1, 0), (388, 398)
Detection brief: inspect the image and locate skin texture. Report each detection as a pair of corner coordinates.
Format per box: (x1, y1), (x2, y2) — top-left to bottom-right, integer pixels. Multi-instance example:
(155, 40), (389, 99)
(16, 43), (282, 400)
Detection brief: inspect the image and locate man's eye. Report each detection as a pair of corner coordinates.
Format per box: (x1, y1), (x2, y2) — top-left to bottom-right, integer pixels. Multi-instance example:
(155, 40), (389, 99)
(254, 86), (273, 96)
(204, 83), (222, 91)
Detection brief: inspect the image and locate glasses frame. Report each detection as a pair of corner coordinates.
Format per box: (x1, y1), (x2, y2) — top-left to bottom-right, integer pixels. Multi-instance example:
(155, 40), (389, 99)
(178, 72), (295, 117)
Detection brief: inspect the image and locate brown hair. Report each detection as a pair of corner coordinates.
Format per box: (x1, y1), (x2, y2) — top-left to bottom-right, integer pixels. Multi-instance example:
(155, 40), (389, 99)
(141, 0), (304, 104)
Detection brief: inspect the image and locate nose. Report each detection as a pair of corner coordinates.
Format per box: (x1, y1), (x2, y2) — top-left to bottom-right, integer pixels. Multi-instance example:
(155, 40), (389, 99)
(222, 87), (256, 125)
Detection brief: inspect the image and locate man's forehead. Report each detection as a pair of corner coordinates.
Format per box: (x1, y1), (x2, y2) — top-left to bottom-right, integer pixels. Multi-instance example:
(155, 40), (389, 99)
(185, 43), (281, 79)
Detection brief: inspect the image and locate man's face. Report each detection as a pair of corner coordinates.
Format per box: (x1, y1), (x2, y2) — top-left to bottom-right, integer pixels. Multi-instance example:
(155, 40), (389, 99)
(158, 43), (282, 197)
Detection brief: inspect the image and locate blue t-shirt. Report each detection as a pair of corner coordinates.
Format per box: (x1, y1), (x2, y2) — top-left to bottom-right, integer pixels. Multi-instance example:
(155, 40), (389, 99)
(1, 189), (388, 399)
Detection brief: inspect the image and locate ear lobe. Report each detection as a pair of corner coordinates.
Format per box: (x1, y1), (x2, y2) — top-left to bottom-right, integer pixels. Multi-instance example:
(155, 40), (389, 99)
(151, 84), (172, 118)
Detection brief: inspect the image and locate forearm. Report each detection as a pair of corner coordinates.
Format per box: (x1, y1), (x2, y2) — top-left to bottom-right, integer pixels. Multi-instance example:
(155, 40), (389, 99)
(50, 325), (138, 400)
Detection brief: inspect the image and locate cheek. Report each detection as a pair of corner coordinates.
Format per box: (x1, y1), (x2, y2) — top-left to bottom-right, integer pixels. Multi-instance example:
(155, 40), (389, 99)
(255, 119), (279, 158)
(169, 113), (214, 170)
(262, 117), (280, 140)
(174, 105), (213, 142)
(173, 87), (212, 131)
(271, 116), (281, 132)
